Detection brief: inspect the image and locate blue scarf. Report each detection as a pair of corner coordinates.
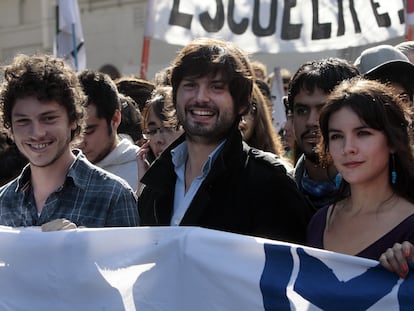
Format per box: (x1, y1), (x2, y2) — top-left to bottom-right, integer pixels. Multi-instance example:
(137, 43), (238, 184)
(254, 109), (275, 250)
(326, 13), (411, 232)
(300, 169), (339, 210)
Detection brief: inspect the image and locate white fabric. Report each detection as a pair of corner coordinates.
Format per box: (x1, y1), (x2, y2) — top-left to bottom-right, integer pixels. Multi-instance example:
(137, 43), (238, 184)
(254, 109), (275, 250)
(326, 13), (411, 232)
(146, 0), (405, 53)
(96, 138), (140, 192)
(55, 0), (86, 71)
(270, 67), (287, 132)
(0, 226), (412, 310)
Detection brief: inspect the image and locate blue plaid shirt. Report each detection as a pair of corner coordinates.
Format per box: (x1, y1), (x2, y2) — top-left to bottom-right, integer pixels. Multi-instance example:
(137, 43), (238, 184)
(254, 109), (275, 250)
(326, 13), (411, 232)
(0, 150), (139, 227)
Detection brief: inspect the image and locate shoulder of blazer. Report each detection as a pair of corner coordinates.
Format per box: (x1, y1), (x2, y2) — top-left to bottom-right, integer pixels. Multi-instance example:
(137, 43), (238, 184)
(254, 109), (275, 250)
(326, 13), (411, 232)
(245, 146), (291, 174)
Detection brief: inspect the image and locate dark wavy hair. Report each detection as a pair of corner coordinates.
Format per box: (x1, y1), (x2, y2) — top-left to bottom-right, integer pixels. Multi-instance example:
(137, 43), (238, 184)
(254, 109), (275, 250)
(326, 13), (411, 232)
(0, 54), (86, 144)
(318, 77), (414, 203)
(78, 70), (120, 127)
(287, 57), (359, 110)
(115, 76), (155, 112)
(142, 86), (179, 131)
(170, 37), (253, 121)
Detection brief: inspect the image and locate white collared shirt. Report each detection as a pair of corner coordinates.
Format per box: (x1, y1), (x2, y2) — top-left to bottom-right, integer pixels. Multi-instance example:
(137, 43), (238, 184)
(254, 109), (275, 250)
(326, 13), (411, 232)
(170, 140), (225, 226)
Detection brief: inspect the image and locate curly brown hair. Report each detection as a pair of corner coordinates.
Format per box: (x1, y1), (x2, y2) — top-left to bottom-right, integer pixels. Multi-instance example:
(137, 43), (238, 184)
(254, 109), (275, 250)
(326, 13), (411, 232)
(0, 54), (86, 144)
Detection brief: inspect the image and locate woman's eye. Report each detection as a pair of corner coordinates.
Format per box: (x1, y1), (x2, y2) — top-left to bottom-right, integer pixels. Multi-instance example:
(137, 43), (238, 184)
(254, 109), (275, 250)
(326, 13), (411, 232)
(329, 134), (342, 140)
(357, 130), (371, 136)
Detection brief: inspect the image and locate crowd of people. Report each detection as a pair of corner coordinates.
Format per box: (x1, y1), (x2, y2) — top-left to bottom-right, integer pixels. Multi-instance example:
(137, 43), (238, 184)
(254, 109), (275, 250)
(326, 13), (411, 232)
(0, 38), (413, 278)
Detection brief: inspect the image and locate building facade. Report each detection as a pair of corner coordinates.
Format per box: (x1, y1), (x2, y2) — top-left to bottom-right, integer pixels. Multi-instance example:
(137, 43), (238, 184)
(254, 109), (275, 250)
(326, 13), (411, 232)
(0, 0), (404, 81)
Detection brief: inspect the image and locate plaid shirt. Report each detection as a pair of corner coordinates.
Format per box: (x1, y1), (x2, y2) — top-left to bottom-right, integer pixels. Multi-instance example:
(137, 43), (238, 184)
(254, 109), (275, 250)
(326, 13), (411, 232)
(0, 150), (139, 227)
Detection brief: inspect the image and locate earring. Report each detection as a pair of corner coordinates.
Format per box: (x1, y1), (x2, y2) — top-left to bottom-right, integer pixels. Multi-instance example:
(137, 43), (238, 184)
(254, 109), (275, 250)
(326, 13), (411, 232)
(335, 173), (342, 189)
(391, 153), (397, 185)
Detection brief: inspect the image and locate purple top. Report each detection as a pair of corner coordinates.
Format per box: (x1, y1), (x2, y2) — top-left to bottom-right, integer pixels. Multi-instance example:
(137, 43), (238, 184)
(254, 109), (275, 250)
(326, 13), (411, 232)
(306, 205), (414, 260)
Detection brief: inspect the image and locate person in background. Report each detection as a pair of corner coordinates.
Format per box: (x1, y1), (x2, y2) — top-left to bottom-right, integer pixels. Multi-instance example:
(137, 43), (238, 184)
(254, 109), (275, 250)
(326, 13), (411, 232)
(281, 68), (292, 96)
(250, 60), (268, 81)
(117, 93), (144, 145)
(0, 130), (28, 186)
(282, 97), (302, 165)
(154, 66), (172, 87)
(77, 70), (141, 192)
(0, 54), (138, 229)
(266, 67), (291, 96)
(288, 57), (359, 214)
(115, 76), (155, 112)
(136, 86), (183, 194)
(395, 40), (414, 64)
(355, 44), (414, 109)
(98, 64), (121, 81)
(239, 82), (290, 168)
(307, 78), (414, 278)
(255, 78), (274, 115)
(138, 38), (310, 242)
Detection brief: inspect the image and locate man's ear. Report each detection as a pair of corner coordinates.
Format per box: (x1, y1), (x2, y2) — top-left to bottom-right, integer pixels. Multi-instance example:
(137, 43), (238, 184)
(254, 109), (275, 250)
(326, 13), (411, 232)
(112, 109), (122, 129)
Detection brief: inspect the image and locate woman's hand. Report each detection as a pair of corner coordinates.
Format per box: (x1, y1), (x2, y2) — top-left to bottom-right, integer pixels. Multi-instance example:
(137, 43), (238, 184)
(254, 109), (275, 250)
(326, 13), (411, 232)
(379, 241), (414, 278)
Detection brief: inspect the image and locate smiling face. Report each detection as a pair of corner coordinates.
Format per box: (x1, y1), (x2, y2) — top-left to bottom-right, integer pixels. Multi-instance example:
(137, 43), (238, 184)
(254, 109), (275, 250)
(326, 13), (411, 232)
(175, 72), (242, 145)
(11, 96), (75, 168)
(328, 107), (391, 186)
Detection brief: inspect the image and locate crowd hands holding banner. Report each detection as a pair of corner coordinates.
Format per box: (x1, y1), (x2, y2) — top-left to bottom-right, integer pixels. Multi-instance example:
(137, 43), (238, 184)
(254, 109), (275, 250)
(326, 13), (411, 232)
(0, 37), (414, 279)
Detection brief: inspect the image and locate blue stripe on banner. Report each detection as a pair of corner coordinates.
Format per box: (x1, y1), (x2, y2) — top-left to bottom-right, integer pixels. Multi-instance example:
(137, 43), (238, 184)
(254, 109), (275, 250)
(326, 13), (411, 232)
(295, 247), (399, 310)
(260, 244), (293, 310)
(260, 243), (414, 310)
(399, 263), (414, 311)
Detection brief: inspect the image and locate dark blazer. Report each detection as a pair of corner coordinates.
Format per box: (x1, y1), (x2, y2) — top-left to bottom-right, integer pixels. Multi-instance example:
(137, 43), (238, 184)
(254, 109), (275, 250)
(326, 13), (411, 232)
(138, 128), (311, 244)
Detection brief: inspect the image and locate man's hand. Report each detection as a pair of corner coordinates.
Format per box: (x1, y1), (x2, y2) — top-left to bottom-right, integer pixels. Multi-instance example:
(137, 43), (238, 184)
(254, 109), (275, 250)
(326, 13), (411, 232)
(41, 219), (77, 232)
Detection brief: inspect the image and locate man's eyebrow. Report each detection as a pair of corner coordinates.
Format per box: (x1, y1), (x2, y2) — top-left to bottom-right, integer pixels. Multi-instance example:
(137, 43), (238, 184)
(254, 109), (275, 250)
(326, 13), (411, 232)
(293, 102), (308, 107)
(211, 78), (226, 83)
(13, 109), (61, 118)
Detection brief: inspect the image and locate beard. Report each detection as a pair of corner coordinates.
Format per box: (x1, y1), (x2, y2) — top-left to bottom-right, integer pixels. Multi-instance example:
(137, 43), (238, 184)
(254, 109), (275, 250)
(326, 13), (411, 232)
(183, 121), (230, 145)
(28, 132), (72, 168)
(303, 144), (320, 165)
(178, 105), (236, 145)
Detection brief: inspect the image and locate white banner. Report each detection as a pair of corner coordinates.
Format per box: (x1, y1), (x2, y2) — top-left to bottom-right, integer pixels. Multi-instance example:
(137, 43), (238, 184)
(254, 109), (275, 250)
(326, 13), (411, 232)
(0, 226), (412, 310)
(147, 0), (406, 53)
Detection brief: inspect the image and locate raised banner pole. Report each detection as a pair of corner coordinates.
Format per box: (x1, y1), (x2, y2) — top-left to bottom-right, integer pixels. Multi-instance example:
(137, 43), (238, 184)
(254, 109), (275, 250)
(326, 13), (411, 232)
(140, 36), (151, 79)
(406, 25), (413, 41)
(140, 0), (155, 79)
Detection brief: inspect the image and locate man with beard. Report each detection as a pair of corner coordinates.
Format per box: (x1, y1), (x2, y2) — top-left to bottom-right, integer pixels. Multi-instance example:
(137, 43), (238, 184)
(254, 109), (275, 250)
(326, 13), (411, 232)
(138, 38), (310, 243)
(288, 58), (359, 214)
(0, 54), (138, 229)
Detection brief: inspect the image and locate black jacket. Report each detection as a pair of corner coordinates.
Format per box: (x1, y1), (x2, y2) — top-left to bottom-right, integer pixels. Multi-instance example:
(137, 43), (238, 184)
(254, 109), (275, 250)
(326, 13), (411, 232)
(138, 128), (311, 244)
